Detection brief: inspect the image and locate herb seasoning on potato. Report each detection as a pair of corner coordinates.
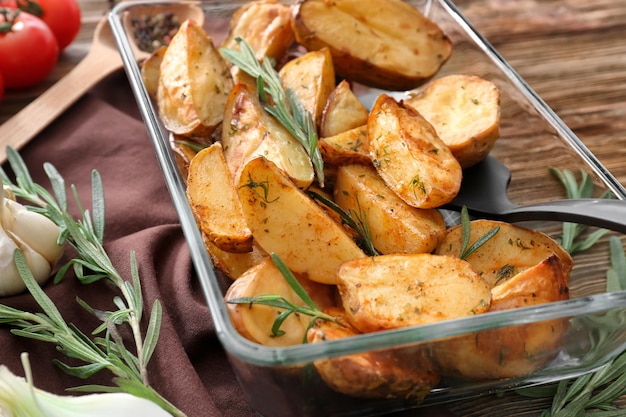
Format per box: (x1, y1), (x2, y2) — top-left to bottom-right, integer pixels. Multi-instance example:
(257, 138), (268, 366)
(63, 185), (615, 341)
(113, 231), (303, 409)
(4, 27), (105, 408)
(144, 0), (574, 402)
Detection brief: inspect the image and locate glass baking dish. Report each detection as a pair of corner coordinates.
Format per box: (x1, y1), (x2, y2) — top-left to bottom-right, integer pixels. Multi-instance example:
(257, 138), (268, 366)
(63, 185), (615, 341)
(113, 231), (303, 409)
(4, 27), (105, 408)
(109, 1), (626, 416)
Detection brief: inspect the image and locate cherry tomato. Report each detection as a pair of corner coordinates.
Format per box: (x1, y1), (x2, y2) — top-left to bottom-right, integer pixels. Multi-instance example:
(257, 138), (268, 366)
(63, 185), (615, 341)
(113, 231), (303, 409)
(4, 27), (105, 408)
(0, 8), (58, 88)
(0, 0), (81, 51)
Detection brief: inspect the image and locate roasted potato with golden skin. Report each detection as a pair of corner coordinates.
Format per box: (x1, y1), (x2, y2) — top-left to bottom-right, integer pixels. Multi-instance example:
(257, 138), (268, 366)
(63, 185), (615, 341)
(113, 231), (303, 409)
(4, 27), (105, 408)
(279, 48), (336, 128)
(238, 157), (366, 285)
(221, 0), (295, 85)
(187, 142), (253, 253)
(141, 45), (167, 98)
(308, 308), (439, 399)
(435, 219), (573, 288)
(433, 254), (570, 380)
(334, 164), (446, 254)
(320, 80), (369, 138)
(157, 19), (233, 139)
(203, 235), (268, 280)
(169, 133), (198, 180)
(222, 83), (314, 188)
(406, 74), (501, 168)
(368, 94), (462, 209)
(337, 254), (491, 333)
(319, 125), (370, 166)
(225, 257), (336, 347)
(291, 0), (452, 91)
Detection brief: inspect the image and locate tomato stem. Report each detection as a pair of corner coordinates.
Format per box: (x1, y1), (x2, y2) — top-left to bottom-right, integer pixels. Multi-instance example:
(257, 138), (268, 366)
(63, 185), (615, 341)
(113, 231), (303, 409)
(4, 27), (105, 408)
(15, 0), (43, 18)
(0, 7), (20, 33)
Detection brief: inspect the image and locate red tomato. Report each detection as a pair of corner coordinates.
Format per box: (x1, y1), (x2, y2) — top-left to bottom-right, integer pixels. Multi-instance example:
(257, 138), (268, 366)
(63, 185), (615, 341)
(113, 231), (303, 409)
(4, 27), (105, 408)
(0, 0), (81, 50)
(0, 9), (58, 88)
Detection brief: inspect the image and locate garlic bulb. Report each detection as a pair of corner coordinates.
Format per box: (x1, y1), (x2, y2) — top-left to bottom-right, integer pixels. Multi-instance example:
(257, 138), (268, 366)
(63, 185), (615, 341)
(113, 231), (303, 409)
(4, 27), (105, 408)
(0, 354), (174, 417)
(0, 186), (64, 297)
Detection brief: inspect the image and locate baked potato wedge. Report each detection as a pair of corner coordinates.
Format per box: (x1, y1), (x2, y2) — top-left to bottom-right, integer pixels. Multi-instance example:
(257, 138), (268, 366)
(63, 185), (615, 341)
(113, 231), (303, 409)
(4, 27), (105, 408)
(337, 254), (491, 333)
(186, 142), (253, 253)
(319, 125), (370, 166)
(141, 45), (167, 98)
(222, 83), (314, 188)
(221, 0), (295, 85)
(333, 164), (446, 254)
(320, 80), (369, 138)
(169, 133), (199, 180)
(406, 74), (501, 168)
(279, 48), (336, 128)
(368, 94), (462, 209)
(308, 308), (439, 399)
(225, 257), (336, 346)
(157, 19), (233, 138)
(433, 254), (570, 380)
(291, 0), (452, 91)
(238, 157), (366, 284)
(435, 219), (573, 288)
(203, 234), (268, 280)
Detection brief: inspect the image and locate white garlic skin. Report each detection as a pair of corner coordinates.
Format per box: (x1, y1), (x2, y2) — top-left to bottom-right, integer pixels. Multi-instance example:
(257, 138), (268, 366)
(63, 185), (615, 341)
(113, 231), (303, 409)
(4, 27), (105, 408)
(0, 187), (63, 296)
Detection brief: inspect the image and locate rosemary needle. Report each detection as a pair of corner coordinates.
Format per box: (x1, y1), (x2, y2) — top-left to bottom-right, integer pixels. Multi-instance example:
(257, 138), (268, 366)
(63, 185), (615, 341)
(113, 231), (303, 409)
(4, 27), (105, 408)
(220, 37), (326, 187)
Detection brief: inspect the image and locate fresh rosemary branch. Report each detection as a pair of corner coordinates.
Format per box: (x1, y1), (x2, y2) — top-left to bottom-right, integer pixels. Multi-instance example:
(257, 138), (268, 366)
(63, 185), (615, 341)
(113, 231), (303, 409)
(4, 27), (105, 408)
(227, 253), (341, 343)
(220, 37), (325, 187)
(0, 148), (184, 417)
(549, 167), (612, 254)
(514, 168), (626, 416)
(516, 235), (626, 416)
(307, 190), (379, 256)
(459, 206), (499, 260)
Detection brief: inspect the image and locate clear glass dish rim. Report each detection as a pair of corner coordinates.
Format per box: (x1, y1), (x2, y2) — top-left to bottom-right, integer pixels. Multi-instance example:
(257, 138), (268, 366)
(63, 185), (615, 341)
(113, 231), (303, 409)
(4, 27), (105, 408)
(109, 0), (626, 367)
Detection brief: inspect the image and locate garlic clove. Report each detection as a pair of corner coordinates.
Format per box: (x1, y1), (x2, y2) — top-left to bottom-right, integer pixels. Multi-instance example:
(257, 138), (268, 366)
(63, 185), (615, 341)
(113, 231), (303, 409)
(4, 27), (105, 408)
(8, 231), (52, 285)
(0, 228), (27, 297)
(2, 198), (64, 265)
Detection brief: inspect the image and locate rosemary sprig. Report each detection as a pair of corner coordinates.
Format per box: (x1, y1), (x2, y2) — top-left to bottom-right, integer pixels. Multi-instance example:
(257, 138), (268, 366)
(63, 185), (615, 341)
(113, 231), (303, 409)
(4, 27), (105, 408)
(0, 148), (184, 417)
(307, 190), (379, 256)
(227, 253), (341, 343)
(515, 168), (626, 415)
(459, 206), (499, 260)
(220, 37), (325, 187)
(516, 236), (626, 416)
(549, 167), (611, 254)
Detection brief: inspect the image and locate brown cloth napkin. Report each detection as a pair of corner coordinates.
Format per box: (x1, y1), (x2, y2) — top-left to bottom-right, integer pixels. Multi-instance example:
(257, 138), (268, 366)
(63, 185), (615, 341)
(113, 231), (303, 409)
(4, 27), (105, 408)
(0, 71), (455, 417)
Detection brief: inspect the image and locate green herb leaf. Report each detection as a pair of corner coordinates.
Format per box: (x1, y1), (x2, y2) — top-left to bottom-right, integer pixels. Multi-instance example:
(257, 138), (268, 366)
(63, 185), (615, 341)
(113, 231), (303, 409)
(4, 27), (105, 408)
(307, 190), (379, 256)
(458, 206), (499, 260)
(220, 37), (325, 187)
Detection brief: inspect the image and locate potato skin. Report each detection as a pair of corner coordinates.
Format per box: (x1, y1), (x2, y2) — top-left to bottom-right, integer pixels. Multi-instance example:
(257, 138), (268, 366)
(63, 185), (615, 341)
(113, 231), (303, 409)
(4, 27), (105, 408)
(291, 0), (452, 90)
(368, 94), (462, 209)
(334, 164), (446, 254)
(319, 125), (370, 166)
(337, 254), (491, 333)
(279, 48), (336, 128)
(238, 157), (365, 284)
(432, 254), (570, 380)
(221, 83), (314, 188)
(320, 80), (369, 138)
(225, 257), (336, 347)
(308, 308), (439, 399)
(436, 219), (573, 288)
(406, 74), (501, 168)
(186, 143), (253, 253)
(158, 19), (233, 138)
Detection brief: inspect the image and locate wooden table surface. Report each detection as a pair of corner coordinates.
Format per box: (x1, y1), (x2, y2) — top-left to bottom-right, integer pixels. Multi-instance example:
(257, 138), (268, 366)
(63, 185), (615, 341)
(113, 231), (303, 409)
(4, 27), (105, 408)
(1, 0), (625, 416)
